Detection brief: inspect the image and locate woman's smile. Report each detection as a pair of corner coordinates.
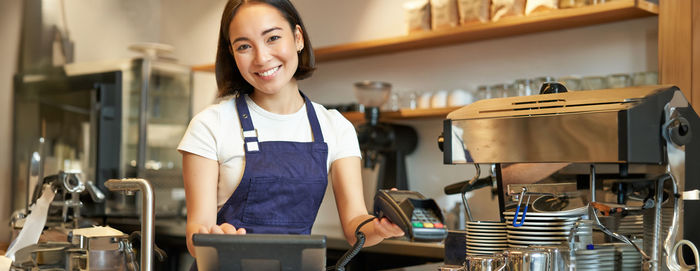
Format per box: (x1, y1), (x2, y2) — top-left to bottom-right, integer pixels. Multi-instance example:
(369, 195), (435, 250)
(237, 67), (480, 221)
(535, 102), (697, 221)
(255, 65), (281, 80)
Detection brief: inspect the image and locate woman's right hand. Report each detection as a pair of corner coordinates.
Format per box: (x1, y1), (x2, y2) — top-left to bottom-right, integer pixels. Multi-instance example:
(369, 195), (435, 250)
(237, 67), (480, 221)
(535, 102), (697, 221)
(199, 223), (246, 235)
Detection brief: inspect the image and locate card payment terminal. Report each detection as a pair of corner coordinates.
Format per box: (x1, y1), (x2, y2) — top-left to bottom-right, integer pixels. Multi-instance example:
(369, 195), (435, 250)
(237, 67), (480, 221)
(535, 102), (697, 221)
(373, 190), (448, 242)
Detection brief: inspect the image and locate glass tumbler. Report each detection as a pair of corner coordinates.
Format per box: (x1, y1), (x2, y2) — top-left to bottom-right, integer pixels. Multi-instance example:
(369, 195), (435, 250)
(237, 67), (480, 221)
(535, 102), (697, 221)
(402, 91), (418, 109)
(581, 76), (607, 90)
(557, 76), (582, 91)
(476, 85), (491, 100)
(632, 71), (659, 86)
(489, 84), (507, 98)
(560, 0), (588, 8)
(385, 92), (400, 111)
(606, 73), (631, 88)
(514, 79), (535, 96)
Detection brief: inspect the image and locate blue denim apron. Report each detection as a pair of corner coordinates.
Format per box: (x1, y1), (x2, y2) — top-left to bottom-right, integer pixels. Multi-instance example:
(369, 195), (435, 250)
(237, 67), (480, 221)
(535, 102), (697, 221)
(191, 92), (328, 270)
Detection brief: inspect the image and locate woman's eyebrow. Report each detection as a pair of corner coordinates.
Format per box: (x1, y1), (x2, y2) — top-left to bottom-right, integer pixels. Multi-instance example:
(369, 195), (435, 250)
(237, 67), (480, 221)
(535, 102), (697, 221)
(261, 27), (282, 36)
(232, 27), (283, 44)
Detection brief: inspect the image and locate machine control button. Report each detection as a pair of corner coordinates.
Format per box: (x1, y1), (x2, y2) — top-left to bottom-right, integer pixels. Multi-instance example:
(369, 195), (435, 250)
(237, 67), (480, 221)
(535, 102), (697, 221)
(423, 223), (434, 228)
(412, 222), (424, 228)
(434, 223), (444, 228)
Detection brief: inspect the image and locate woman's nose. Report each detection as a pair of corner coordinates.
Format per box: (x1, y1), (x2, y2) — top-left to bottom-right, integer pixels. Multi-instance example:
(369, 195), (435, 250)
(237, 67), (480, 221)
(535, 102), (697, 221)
(253, 47), (272, 64)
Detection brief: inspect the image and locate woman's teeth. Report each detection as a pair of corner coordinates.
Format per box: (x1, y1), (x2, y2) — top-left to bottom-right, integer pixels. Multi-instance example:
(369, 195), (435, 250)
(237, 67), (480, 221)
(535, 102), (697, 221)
(259, 66), (279, 77)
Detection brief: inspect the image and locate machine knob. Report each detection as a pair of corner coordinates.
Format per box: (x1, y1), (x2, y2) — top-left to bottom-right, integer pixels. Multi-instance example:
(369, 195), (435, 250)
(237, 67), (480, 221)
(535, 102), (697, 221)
(539, 82), (568, 94)
(437, 133), (444, 152)
(663, 116), (692, 146)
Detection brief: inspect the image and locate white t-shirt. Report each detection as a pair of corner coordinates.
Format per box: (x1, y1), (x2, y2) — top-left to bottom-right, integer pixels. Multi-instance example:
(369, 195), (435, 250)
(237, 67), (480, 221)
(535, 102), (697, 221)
(177, 95), (361, 209)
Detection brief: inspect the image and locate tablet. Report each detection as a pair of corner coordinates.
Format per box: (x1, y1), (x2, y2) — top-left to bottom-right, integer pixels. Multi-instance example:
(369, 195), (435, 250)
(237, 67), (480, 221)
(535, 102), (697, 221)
(193, 234), (326, 271)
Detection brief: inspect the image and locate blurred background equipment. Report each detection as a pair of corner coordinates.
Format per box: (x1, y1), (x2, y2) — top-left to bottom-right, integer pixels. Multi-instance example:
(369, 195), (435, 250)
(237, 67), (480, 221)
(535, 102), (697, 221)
(354, 81), (418, 190)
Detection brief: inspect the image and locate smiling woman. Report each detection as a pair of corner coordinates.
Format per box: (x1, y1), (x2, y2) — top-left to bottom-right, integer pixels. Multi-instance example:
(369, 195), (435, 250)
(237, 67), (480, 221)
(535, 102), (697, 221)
(215, 0), (315, 99)
(176, 0), (405, 270)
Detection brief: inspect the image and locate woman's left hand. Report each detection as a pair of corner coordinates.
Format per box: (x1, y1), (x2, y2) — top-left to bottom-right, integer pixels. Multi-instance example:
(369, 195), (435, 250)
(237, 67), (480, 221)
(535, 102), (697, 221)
(373, 217), (405, 239)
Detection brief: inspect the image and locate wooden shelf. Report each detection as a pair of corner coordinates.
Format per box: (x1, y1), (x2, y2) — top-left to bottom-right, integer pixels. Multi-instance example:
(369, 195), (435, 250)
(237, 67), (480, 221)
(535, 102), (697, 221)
(342, 106), (462, 124)
(192, 0), (657, 72)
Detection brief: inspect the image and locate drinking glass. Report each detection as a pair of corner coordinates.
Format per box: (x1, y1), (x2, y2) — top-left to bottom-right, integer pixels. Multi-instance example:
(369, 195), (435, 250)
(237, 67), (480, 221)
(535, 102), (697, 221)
(606, 73), (631, 88)
(581, 76), (607, 90)
(631, 71), (658, 86)
(489, 84), (507, 98)
(402, 91), (418, 109)
(557, 76), (582, 91)
(476, 85), (491, 100)
(514, 79), (536, 96)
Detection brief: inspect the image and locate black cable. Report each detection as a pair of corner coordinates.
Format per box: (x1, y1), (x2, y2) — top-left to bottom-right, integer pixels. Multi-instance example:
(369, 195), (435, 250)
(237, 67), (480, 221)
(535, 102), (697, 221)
(327, 217), (376, 271)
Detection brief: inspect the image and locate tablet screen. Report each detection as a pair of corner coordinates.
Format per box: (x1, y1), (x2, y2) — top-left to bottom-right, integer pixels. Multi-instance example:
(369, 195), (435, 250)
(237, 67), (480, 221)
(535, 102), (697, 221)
(193, 234), (326, 271)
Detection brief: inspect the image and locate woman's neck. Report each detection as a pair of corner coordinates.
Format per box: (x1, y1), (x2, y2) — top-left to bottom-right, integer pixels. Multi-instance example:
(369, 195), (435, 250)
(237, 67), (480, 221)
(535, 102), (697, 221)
(249, 83), (304, 115)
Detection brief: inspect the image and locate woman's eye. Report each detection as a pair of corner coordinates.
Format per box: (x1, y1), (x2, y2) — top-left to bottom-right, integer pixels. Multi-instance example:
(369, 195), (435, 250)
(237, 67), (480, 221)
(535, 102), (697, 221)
(267, 36), (281, 42)
(236, 44), (251, 51)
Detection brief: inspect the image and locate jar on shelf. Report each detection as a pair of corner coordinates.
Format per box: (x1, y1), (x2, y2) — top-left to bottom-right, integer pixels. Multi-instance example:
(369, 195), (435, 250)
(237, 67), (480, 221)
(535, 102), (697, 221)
(581, 75), (607, 90)
(402, 91), (419, 109)
(513, 78), (536, 96)
(476, 85), (492, 100)
(631, 71), (658, 86)
(559, 0), (588, 9)
(557, 76), (582, 91)
(489, 84), (507, 98)
(606, 73), (631, 88)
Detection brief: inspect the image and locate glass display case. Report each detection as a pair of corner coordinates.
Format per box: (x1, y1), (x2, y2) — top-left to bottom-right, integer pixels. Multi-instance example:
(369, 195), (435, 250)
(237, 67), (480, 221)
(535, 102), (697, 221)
(12, 56), (192, 218)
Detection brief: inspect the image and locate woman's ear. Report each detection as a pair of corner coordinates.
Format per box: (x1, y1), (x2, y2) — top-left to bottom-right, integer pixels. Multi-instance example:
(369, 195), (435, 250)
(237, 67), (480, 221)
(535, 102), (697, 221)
(294, 25), (304, 52)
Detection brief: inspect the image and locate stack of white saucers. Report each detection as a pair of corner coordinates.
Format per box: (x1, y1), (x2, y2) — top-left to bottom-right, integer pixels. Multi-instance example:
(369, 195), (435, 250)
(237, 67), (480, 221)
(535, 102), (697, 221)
(574, 245), (617, 271)
(465, 221), (507, 256)
(503, 210), (586, 248)
(612, 241), (643, 271)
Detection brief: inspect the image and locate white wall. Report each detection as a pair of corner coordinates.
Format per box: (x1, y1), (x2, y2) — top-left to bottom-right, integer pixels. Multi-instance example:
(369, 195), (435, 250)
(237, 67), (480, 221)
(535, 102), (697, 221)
(64, 0), (162, 62)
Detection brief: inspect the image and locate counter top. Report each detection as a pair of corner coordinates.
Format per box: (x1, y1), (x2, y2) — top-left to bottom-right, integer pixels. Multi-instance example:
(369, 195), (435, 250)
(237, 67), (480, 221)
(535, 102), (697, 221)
(312, 225), (444, 259)
(108, 218), (444, 259)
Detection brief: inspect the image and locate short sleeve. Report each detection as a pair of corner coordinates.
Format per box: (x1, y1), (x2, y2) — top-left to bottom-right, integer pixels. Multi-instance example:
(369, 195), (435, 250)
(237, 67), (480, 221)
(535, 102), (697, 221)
(177, 108), (219, 161)
(329, 110), (362, 162)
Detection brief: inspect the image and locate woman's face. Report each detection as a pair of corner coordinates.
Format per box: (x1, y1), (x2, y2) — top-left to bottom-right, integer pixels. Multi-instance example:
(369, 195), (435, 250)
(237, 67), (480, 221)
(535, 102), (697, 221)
(228, 3), (303, 96)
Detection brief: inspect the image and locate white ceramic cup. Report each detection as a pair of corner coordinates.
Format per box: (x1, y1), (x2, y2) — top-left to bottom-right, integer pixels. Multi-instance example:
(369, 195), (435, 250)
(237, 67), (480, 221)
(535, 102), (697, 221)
(430, 90), (448, 108)
(417, 92), (432, 109)
(447, 89), (474, 107)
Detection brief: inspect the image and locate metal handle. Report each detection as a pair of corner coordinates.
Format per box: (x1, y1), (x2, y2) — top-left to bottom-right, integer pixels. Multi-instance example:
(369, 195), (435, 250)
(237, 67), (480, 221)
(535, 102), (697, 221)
(85, 180), (105, 203)
(461, 164), (481, 222)
(105, 178), (154, 271)
(512, 187), (529, 227)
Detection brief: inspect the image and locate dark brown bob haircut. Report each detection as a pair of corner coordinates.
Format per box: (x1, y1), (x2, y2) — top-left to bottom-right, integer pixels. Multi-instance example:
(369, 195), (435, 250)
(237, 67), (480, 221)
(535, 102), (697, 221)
(215, 0), (315, 97)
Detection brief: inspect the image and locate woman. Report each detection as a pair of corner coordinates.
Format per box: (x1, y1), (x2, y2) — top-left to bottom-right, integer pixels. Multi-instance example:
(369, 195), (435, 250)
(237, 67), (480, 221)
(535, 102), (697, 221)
(177, 0), (404, 261)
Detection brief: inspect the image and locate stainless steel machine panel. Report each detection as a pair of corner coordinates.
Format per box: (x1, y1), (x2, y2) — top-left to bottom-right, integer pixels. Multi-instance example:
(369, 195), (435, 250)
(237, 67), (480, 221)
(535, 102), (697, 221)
(448, 111), (620, 163)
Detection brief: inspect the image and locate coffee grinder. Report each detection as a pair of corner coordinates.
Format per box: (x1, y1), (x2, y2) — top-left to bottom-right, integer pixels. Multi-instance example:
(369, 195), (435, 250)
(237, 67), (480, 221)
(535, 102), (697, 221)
(354, 81), (418, 190)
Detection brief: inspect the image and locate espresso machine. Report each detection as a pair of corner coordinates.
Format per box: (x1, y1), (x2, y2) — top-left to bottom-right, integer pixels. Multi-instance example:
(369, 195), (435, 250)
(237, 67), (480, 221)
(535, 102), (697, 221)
(440, 85), (699, 270)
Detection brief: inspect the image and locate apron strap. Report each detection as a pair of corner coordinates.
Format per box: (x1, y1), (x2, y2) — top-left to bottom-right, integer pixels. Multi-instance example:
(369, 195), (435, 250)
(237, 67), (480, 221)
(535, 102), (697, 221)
(300, 91), (325, 143)
(235, 94), (260, 152)
(236, 91), (325, 150)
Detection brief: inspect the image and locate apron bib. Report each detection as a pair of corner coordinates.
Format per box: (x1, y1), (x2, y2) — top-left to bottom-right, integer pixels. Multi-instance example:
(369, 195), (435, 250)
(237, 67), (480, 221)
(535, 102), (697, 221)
(216, 92), (329, 234)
